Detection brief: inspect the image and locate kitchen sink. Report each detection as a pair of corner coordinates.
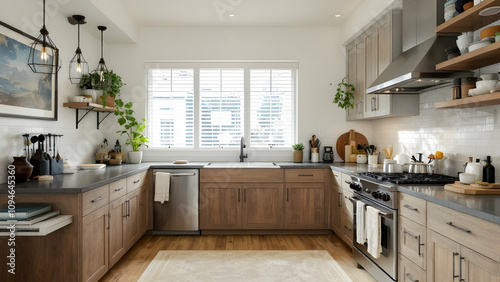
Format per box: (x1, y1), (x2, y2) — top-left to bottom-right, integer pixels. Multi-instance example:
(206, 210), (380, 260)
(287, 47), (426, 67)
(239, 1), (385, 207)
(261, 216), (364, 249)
(205, 162), (279, 168)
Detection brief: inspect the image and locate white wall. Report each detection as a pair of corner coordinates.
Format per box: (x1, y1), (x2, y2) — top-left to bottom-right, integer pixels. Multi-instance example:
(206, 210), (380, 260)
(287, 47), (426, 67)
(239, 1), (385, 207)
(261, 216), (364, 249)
(0, 0), (106, 183)
(103, 27), (373, 163)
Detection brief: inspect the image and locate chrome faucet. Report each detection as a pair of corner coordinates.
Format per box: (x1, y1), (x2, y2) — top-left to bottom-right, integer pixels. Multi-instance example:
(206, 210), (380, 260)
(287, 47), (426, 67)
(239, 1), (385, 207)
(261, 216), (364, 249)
(239, 136), (248, 162)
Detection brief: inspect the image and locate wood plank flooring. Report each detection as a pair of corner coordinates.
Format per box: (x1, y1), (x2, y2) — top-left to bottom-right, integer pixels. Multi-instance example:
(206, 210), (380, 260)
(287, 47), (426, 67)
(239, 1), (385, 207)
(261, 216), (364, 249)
(100, 234), (376, 282)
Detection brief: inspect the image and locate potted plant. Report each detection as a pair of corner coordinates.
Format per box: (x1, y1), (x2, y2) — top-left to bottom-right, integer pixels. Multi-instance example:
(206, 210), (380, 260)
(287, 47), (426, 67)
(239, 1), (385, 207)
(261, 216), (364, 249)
(100, 70), (124, 107)
(79, 73), (102, 103)
(332, 77), (355, 109)
(292, 143), (305, 163)
(114, 98), (149, 163)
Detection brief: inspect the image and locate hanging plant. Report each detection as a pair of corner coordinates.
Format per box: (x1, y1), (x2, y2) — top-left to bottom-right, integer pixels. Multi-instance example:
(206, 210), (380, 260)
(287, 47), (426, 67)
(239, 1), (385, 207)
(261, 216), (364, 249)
(332, 77), (355, 109)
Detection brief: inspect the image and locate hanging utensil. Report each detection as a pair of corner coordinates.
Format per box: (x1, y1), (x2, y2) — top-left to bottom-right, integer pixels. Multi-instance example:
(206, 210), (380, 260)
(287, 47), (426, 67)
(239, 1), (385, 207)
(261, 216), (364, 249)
(38, 134), (45, 151)
(47, 133), (51, 156)
(30, 135), (38, 157)
(56, 135), (62, 160)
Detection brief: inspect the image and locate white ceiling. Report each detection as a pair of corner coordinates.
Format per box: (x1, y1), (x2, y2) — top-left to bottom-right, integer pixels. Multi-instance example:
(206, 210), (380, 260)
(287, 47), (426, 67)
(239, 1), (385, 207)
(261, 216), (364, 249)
(122, 0), (362, 27)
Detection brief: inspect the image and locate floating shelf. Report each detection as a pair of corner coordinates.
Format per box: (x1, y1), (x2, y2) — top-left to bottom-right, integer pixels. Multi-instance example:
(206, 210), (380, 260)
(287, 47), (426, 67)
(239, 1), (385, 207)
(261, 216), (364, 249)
(436, 0), (500, 34)
(435, 92), (500, 109)
(436, 41), (500, 71)
(63, 102), (116, 129)
(0, 215), (73, 236)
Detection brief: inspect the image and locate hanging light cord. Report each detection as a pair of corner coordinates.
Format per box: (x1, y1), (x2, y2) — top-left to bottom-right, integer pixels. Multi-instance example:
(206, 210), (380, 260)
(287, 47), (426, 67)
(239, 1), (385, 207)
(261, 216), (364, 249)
(100, 29), (103, 58)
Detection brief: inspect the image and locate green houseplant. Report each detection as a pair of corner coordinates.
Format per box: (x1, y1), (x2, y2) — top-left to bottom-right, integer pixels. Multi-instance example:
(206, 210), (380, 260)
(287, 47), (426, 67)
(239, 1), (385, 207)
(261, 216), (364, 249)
(101, 70), (124, 107)
(332, 77), (355, 109)
(79, 73), (102, 103)
(292, 143), (305, 163)
(114, 98), (149, 163)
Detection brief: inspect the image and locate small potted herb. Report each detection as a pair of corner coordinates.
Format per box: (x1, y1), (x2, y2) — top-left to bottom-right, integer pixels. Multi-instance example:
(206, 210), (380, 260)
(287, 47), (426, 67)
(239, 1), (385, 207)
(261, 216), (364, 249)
(114, 98), (149, 163)
(79, 73), (102, 103)
(100, 70), (124, 107)
(292, 143), (305, 163)
(332, 77), (355, 109)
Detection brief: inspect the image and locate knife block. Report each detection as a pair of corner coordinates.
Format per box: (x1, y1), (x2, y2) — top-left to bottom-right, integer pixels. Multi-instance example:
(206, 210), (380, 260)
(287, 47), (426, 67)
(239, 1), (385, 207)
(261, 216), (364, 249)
(50, 159), (63, 175)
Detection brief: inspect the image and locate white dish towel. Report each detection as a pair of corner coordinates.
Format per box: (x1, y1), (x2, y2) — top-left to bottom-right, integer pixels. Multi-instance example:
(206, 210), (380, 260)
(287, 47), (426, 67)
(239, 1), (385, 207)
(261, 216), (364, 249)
(356, 201), (366, 245)
(154, 172), (171, 204)
(366, 205), (382, 259)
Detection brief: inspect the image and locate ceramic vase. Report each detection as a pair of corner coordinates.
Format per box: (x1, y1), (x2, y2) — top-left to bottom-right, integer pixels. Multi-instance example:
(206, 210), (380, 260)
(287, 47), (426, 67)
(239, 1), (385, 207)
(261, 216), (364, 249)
(128, 151), (143, 164)
(9, 156), (34, 183)
(293, 150), (303, 163)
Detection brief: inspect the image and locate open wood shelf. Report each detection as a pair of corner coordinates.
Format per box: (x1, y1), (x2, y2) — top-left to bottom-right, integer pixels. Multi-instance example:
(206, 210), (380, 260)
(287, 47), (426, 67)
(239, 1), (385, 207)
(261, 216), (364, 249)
(436, 40), (500, 70)
(436, 0), (500, 34)
(0, 215), (73, 236)
(63, 102), (116, 112)
(435, 92), (500, 108)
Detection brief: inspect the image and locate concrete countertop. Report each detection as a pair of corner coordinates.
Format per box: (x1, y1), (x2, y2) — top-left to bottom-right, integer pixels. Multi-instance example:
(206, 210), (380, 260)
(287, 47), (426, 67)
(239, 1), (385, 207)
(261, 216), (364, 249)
(330, 163), (500, 225)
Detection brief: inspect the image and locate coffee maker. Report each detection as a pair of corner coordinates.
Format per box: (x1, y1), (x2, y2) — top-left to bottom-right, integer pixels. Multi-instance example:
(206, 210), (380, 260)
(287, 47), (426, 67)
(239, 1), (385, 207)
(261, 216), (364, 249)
(323, 146), (334, 163)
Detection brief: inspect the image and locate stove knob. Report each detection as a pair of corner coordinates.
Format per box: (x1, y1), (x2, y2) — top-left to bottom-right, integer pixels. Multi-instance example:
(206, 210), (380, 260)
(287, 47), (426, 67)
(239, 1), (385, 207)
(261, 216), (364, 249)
(349, 182), (361, 191)
(372, 191), (380, 199)
(365, 188), (371, 194)
(381, 193), (391, 202)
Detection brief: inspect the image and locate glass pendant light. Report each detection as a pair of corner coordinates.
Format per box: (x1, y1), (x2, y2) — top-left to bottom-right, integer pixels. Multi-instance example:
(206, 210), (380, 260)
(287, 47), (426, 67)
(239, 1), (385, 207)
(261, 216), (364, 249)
(28, 0), (61, 74)
(68, 15), (89, 84)
(90, 26), (110, 89)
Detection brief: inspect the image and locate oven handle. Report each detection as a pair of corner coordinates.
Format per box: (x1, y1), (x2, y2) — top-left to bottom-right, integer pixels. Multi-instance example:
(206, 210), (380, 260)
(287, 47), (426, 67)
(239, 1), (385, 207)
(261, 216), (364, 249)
(348, 196), (394, 220)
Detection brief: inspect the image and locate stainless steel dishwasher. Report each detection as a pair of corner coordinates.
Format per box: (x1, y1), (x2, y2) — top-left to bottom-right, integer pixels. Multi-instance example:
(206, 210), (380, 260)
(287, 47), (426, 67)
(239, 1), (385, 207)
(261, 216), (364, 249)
(152, 169), (200, 235)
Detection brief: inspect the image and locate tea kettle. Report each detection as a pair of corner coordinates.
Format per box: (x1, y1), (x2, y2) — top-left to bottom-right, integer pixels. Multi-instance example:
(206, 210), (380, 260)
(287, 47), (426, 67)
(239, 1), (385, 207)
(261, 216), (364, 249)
(323, 146), (334, 163)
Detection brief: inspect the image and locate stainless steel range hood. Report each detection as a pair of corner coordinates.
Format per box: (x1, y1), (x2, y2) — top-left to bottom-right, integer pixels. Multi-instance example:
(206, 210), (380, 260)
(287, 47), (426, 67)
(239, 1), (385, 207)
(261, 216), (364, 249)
(366, 36), (471, 94)
(366, 0), (472, 94)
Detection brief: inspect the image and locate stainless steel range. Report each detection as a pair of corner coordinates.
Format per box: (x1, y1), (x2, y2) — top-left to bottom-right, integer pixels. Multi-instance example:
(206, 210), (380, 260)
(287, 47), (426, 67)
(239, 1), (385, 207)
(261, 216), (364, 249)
(348, 172), (457, 282)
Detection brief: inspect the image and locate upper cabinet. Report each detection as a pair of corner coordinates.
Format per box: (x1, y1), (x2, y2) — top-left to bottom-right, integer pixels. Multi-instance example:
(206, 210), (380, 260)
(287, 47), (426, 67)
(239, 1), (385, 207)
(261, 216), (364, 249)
(346, 10), (419, 121)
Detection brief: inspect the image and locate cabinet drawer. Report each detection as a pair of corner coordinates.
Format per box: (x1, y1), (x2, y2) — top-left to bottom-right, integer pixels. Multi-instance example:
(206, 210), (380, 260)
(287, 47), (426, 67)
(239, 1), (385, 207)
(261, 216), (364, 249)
(332, 169), (342, 187)
(342, 214), (353, 245)
(127, 170), (148, 193)
(341, 173), (352, 190)
(342, 188), (354, 219)
(82, 185), (109, 216)
(109, 179), (127, 202)
(399, 193), (426, 226)
(399, 254), (426, 282)
(427, 202), (500, 262)
(285, 169), (324, 182)
(399, 216), (426, 270)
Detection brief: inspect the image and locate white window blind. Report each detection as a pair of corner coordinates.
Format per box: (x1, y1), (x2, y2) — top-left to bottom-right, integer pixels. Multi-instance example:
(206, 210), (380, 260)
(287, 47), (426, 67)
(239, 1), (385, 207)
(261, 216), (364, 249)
(147, 69), (194, 147)
(200, 69), (244, 148)
(250, 69), (295, 148)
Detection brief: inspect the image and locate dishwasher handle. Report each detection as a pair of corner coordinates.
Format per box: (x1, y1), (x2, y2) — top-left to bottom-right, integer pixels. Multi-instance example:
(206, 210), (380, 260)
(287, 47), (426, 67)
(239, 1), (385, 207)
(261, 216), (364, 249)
(154, 172), (196, 177)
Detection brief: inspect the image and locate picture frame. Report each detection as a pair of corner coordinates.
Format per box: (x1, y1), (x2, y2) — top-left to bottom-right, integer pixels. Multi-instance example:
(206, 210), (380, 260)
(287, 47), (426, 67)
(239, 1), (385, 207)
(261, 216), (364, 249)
(0, 21), (58, 120)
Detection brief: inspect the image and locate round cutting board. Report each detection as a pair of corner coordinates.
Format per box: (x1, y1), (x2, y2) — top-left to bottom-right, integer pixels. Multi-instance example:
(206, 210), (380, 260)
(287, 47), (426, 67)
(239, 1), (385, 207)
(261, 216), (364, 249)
(336, 131), (368, 161)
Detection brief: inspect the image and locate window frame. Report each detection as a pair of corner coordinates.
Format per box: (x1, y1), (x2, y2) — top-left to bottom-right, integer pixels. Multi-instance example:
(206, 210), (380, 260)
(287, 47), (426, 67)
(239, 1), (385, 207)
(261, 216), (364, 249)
(145, 61), (298, 151)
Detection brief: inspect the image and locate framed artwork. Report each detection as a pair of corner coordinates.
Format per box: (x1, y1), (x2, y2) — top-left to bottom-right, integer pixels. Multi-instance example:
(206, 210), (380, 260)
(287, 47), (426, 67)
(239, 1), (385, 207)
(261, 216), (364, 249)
(0, 21), (58, 120)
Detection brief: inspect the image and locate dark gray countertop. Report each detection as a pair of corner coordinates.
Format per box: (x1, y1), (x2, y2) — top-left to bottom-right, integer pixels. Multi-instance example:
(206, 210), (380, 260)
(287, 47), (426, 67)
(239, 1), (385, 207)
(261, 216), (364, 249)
(329, 163), (500, 225)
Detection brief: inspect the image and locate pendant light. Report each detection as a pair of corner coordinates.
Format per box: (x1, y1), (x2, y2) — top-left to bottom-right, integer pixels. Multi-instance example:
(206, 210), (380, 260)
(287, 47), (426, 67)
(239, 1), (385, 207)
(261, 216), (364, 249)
(90, 26), (110, 89)
(28, 0), (61, 74)
(68, 15), (89, 84)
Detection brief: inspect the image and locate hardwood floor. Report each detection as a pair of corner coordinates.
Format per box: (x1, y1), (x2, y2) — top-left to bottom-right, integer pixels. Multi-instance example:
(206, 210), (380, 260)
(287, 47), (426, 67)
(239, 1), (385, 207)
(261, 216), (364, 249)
(100, 233), (376, 282)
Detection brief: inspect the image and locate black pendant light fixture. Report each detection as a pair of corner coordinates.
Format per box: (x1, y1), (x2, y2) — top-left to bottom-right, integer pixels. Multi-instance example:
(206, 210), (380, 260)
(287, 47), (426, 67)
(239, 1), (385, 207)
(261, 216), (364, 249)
(68, 15), (89, 84)
(90, 26), (110, 89)
(28, 0), (61, 74)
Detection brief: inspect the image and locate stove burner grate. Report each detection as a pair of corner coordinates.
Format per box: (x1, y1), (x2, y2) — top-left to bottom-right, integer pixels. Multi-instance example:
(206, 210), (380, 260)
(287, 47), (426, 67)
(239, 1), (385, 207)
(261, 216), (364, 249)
(359, 172), (457, 184)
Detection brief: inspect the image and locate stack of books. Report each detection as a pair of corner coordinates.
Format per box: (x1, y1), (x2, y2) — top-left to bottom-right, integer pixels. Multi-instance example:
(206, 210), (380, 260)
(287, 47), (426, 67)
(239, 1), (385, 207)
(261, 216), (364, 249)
(0, 204), (61, 233)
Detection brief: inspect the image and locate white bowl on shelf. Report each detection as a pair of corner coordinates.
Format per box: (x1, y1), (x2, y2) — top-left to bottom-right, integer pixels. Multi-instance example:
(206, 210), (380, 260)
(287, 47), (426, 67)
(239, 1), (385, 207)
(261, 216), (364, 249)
(480, 73), (499, 80)
(468, 40), (491, 52)
(476, 80), (498, 89)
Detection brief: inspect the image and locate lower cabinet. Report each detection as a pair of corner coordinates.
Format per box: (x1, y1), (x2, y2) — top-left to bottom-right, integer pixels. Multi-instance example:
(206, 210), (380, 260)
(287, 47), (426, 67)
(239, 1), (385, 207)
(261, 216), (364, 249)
(124, 189), (140, 249)
(399, 254), (427, 282)
(200, 183), (283, 230)
(284, 183), (325, 229)
(340, 187), (354, 247)
(82, 205), (109, 282)
(109, 197), (126, 268)
(330, 180), (342, 235)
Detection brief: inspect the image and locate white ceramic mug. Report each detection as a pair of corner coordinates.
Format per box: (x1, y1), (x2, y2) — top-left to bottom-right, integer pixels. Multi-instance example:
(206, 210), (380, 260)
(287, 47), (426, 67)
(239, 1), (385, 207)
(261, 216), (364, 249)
(357, 154), (367, 164)
(368, 155), (378, 166)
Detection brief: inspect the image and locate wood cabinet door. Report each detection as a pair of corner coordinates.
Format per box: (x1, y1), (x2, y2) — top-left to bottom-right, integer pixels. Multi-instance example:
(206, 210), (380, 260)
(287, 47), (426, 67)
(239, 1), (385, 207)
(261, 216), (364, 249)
(108, 197), (126, 268)
(124, 189), (140, 250)
(284, 183), (325, 229)
(200, 183), (241, 229)
(346, 45), (358, 120)
(341, 213), (354, 247)
(461, 246), (500, 282)
(399, 216), (426, 270)
(364, 30), (378, 118)
(138, 185), (149, 235)
(427, 230), (461, 282)
(330, 183), (342, 235)
(375, 18), (392, 116)
(82, 205), (109, 282)
(399, 254), (427, 282)
(241, 183), (283, 229)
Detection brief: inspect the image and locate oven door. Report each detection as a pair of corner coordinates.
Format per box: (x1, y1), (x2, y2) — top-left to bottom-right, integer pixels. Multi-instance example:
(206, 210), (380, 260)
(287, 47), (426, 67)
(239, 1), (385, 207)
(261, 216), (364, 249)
(351, 195), (397, 281)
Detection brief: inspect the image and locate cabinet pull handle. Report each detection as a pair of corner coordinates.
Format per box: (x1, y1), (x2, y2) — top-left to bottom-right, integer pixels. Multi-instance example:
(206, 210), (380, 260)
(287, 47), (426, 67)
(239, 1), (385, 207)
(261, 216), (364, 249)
(403, 204), (418, 211)
(418, 235), (424, 256)
(115, 187), (124, 192)
(133, 179), (141, 184)
(126, 200), (130, 217)
(238, 189), (241, 202)
(446, 222), (472, 234)
(107, 212), (111, 230)
(371, 97), (375, 111)
(298, 174), (314, 177)
(404, 273), (418, 282)
(243, 189), (246, 202)
(91, 196), (103, 203)
(404, 230), (418, 239)
(287, 188), (289, 202)
(344, 225), (352, 231)
(459, 256), (465, 282)
(123, 201), (128, 217)
(453, 252), (460, 280)
(338, 192), (342, 207)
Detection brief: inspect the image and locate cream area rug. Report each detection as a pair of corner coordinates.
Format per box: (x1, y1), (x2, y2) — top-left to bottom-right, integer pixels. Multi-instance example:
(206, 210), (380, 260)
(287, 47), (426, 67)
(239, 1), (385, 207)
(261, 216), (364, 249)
(138, 250), (353, 282)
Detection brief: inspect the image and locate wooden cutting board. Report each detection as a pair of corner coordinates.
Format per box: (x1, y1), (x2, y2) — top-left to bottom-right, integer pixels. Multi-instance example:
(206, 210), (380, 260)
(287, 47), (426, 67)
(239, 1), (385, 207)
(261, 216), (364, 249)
(445, 181), (500, 195)
(336, 129), (368, 161)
